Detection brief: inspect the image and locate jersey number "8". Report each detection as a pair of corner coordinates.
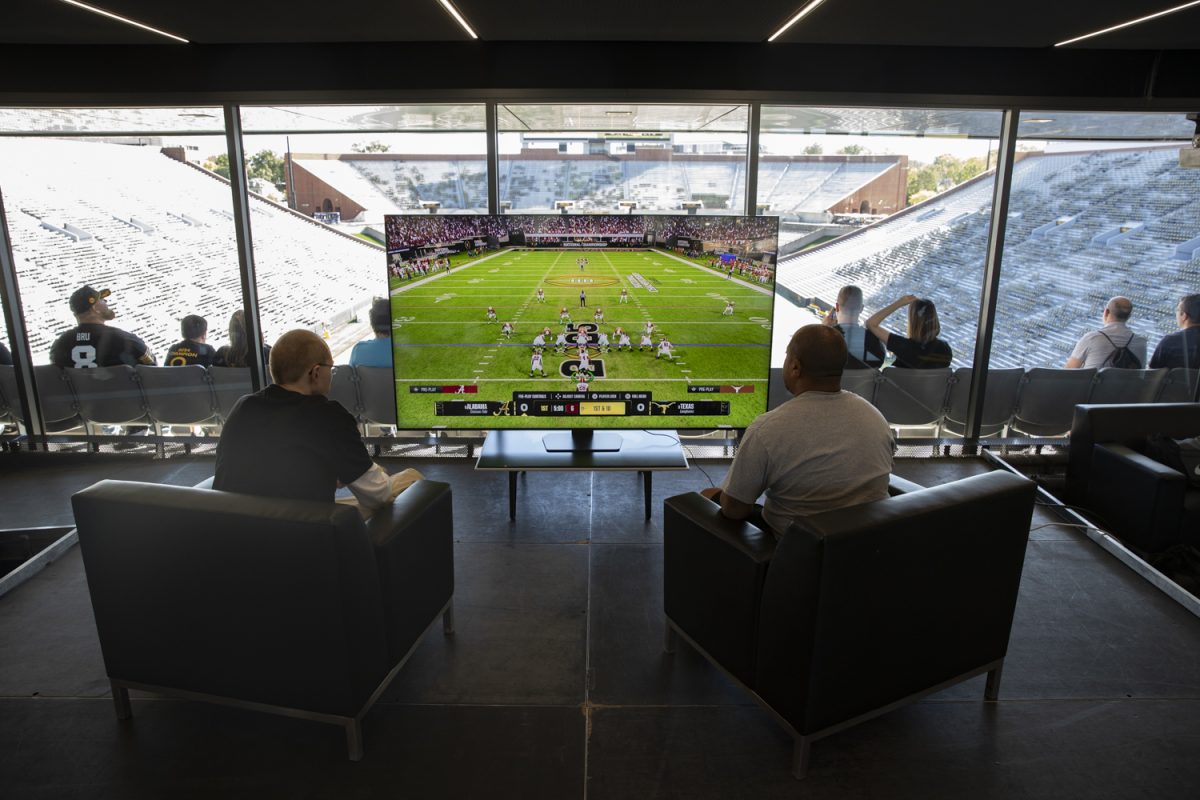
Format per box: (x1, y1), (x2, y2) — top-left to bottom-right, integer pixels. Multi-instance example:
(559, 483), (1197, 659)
(71, 345), (98, 368)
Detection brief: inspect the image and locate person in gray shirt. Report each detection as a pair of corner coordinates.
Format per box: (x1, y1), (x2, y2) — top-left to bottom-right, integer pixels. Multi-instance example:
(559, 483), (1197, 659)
(1065, 296), (1147, 369)
(702, 325), (895, 536)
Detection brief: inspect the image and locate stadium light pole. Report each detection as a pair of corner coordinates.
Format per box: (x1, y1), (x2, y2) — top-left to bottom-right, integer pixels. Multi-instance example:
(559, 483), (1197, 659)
(0, 188), (47, 450)
(223, 105), (269, 392)
(964, 108), (1020, 449)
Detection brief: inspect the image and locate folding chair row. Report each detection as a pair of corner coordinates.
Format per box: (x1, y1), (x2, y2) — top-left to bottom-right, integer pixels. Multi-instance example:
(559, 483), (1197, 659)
(767, 365), (1197, 438)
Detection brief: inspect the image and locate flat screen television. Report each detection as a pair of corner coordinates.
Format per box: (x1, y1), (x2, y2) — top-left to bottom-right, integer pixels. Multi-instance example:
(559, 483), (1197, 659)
(384, 214), (778, 442)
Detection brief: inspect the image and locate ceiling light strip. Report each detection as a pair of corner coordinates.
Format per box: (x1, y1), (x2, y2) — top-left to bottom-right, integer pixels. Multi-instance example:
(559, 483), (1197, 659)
(57, 0), (189, 43)
(767, 0), (829, 43)
(437, 0), (479, 40)
(1055, 0), (1200, 47)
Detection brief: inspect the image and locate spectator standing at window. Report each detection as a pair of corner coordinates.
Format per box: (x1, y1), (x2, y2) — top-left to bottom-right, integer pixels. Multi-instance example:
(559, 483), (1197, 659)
(1064, 296), (1146, 369)
(49, 285), (155, 369)
(1149, 294), (1200, 370)
(349, 298), (393, 369)
(213, 309), (271, 368)
(165, 315), (216, 366)
(865, 294), (952, 369)
(823, 284), (886, 368)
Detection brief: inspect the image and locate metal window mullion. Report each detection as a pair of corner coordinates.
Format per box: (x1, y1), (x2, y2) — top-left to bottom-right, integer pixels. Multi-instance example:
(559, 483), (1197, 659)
(486, 101), (500, 213)
(964, 108), (1020, 444)
(0, 188), (47, 450)
(223, 105), (268, 391)
(745, 103), (760, 217)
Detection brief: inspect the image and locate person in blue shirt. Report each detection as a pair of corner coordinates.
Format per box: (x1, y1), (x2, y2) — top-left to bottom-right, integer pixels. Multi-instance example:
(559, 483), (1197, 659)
(349, 298), (393, 368)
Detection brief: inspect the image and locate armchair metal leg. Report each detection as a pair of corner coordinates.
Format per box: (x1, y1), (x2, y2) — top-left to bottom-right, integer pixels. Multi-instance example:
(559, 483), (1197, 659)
(664, 623), (677, 654)
(442, 603), (455, 636)
(111, 682), (132, 720)
(984, 663), (1004, 701)
(345, 719), (364, 761)
(791, 737), (811, 780)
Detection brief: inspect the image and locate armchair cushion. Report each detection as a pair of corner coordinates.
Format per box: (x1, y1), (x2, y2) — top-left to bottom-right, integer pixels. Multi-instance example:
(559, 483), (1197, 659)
(1089, 444), (1189, 552)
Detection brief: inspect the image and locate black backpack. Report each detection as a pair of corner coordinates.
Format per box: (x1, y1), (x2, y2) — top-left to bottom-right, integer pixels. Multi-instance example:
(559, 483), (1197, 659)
(1099, 331), (1142, 369)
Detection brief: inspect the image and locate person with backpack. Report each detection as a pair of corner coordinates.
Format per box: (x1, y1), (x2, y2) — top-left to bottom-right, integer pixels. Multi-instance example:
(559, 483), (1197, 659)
(1065, 296), (1147, 370)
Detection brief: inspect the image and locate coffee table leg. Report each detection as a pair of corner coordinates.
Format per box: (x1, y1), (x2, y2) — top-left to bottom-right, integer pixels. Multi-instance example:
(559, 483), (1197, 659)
(643, 471), (652, 520)
(509, 471), (517, 520)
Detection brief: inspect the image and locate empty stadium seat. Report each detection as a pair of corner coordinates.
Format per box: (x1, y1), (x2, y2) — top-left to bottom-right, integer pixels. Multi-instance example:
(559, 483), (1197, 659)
(355, 366), (399, 427)
(872, 367), (952, 430)
(941, 368), (1024, 437)
(0, 364), (84, 434)
(208, 366), (253, 421)
(1088, 367), (1169, 405)
(840, 368), (879, 406)
(1157, 368), (1199, 403)
(67, 366), (152, 430)
(328, 365), (360, 418)
(1010, 368), (1097, 437)
(136, 365), (219, 434)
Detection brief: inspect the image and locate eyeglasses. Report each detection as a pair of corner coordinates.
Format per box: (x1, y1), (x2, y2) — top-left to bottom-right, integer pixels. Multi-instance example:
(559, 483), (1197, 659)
(314, 362), (334, 372)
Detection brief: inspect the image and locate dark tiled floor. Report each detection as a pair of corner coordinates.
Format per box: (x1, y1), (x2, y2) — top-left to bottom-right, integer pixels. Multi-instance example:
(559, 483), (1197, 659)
(2, 452), (1200, 798)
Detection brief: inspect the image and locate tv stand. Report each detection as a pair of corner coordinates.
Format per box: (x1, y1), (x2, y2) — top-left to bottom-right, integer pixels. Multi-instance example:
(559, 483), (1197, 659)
(476, 430), (688, 521)
(541, 430), (624, 453)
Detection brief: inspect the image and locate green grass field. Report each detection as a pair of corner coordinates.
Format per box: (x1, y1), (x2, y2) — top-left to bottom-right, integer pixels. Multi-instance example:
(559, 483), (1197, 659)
(389, 248), (774, 429)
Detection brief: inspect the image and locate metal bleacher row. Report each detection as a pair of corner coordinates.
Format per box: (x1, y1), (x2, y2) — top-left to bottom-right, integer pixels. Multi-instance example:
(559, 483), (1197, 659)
(2, 362), (1196, 445)
(0, 364), (399, 440)
(766, 365), (1199, 438)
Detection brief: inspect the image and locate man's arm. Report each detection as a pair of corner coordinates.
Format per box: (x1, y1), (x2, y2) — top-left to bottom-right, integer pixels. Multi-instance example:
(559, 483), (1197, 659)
(699, 487), (756, 520)
(1064, 356), (1084, 369)
(345, 463), (392, 510)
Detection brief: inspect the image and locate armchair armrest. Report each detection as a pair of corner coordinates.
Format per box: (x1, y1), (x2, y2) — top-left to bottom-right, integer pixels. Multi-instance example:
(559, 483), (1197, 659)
(663, 492), (777, 687)
(366, 479), (455, 663)
(1088, 443), (1187, 552)
(888, 474), (925, 496)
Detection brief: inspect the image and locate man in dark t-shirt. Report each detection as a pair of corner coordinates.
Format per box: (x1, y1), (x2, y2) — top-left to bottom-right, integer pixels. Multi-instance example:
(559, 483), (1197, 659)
(213, 329), (419, 514)
(48, 285), (155, 369)
(165, 314), (217, 367)
(0, 340), (12, 366)
(1149, 294), (1200, 370)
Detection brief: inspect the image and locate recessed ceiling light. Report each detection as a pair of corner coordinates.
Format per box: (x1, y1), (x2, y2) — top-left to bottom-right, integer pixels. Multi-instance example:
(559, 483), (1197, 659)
(57, 0), (189, 43)
(1055, 0), (1200, 47)
(437, 0), (479, 40)
(1024, 118), (1056, 124)
(767, 0), (829, 43)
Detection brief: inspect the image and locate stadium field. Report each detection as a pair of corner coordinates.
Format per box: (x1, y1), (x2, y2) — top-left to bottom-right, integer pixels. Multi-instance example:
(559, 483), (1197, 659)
(389, 248), (775, 429)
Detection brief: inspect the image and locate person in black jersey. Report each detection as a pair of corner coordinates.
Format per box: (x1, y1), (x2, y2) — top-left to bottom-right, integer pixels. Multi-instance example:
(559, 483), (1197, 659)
(865, 294), (953, 369)
(1150, 294), (1200, 370)
(213, 309), (271, 368)
(213, 329), (421, 517)
(48, 285), (155, 369)
(165, 315), (217, 366)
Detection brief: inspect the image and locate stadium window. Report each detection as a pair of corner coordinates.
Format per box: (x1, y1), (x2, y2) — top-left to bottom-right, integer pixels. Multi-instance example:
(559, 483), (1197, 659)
(496, 103), (750, 216)
(759, 107), (1005, 446)
(0, 107), (243, 409)
(994, 111), (1199, 408)
(237, 104), (488, 363)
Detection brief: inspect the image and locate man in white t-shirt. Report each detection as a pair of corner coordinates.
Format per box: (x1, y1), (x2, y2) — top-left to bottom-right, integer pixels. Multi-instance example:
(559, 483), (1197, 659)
(702, 325), (894, 537)
(1065, 296), (1148, 369)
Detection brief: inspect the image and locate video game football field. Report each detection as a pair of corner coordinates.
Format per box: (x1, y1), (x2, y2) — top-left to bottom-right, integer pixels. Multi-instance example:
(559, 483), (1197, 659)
(388, 248), (775, 428)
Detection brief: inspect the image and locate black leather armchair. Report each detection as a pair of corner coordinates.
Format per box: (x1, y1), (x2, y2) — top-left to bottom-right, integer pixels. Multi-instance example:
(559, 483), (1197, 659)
(72, 478), (454, 760)
(663, 471), (1035, 778)
(1068, 403), (1200, 552)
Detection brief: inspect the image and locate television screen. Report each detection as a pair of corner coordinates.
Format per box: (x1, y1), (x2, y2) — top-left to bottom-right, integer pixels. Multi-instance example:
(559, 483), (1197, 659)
(384, 214), (778, 430)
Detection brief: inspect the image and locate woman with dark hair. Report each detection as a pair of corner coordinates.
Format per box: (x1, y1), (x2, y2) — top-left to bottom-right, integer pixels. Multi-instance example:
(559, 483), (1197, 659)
(213, 309), (271, 368)
(865, 294), (953, 369)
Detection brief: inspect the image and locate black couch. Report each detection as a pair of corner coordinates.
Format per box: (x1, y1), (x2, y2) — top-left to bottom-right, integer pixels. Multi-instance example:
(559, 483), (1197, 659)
(72, 478), (455, 760)
(663, 471), (1036, 778)
(1067, 403), (1200, 552)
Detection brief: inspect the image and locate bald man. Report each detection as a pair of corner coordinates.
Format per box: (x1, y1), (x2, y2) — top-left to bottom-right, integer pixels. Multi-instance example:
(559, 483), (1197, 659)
(214, 329), (420, 517)
(701, 325), (894, 536)
(1065, 296), (1147, 369)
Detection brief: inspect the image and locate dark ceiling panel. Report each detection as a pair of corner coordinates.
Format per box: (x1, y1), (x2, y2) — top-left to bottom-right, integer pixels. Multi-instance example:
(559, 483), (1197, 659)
(1, 0), (1197, 47)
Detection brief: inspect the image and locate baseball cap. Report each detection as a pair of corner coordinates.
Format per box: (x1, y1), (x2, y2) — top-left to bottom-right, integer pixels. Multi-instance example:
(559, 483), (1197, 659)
(69, 285), (111, 315)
